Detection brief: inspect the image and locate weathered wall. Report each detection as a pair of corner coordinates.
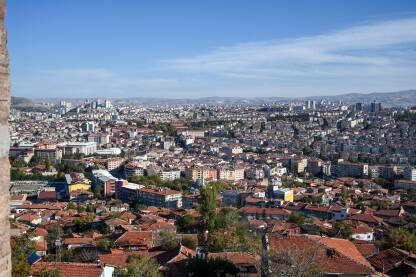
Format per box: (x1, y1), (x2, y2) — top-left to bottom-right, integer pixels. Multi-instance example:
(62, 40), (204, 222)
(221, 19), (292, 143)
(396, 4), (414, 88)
(0, 0), (11, 276)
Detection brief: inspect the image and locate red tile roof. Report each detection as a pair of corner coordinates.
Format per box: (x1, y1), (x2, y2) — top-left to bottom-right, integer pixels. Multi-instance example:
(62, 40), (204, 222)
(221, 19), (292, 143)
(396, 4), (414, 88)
(63, 237), (93, 245)
(368, 248), (408, 271)
(349, 213), (383, 224)
(207, 252), (260, 265)
(115, 231), (153, 248)
(31, 262), (102, 277)
(268, 235), (375, 275)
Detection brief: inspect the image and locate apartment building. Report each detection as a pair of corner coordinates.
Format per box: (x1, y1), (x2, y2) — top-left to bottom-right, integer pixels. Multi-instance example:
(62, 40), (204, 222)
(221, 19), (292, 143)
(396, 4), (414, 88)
(185, 167), (217, 181)
(124, 164), (145, 179)
(92, 169), (118, 196)
(34, 148), (62, 164)
(218, 167), (245, 181)
(147, 166), (181, 181)
(336, 162), (368, 178)
(404, 168), (416, 181)
(378, 165), (397, 180)
(139, 187), (182, 208)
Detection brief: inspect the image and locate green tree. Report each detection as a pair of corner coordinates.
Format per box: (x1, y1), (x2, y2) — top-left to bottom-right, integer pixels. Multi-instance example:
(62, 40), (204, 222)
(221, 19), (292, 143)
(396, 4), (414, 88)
(97, 238), (114, 251)
(262, 209), (267, 220)
(45, 157), (52, 170)
(11, 233), (36, 277)
(93, 184), (103, 199)
(116, 255), (162, 277)
(287, 213), (305, 225)
(333, 221), (353, 240)
(302, 146), (313, 156)
(199, 183), (217, 231)
(381, 228), (416, 252)
(409, 188), (416, 202)
(182, 235), (198, 250)
(46, 225), (64, 244)
(177, 213), (196, 231)
(341, 186), (350, 199)
(158, 230), (180, 250)
(215, 207), (238, 229)
(185, 257), (239, 277)
(34, 267), (62, 277)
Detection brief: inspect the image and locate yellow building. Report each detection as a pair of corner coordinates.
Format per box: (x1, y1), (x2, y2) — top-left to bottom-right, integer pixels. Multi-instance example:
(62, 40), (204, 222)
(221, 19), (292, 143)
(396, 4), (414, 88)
(68, 181), (91, 193)
(65, 173), (91, 195)
(275, 188), (294, 202)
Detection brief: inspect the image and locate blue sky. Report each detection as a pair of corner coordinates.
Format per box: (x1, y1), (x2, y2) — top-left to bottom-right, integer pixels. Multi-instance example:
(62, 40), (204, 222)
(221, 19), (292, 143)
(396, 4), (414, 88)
(7, 0), (416, 98)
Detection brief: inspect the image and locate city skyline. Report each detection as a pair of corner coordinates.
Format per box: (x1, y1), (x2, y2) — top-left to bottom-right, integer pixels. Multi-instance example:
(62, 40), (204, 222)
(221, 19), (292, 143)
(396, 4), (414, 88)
(7, 0), (416, 98)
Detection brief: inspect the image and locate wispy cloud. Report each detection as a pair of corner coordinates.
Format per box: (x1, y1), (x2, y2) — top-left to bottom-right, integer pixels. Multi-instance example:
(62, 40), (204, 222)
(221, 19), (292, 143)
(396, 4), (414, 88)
(13, 18), (416, 98)
(161, 17), (416, 80)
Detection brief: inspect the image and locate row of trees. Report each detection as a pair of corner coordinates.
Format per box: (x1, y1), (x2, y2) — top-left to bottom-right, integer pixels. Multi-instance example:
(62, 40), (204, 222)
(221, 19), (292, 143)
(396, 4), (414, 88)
(129, 175), (194, 193)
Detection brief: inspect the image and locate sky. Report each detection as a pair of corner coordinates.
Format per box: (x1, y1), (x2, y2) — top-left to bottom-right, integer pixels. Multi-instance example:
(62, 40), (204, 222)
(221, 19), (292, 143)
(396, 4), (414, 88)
(7, 0), (416, 99)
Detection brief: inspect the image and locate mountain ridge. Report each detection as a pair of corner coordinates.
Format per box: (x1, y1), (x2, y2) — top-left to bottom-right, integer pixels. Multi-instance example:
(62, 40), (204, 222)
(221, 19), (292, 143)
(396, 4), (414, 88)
(14, 89), (416, 107)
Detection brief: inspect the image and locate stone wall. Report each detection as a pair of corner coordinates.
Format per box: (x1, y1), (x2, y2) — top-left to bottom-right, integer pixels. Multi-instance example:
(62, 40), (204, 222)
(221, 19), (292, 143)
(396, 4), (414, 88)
(0, 0), (11, 276)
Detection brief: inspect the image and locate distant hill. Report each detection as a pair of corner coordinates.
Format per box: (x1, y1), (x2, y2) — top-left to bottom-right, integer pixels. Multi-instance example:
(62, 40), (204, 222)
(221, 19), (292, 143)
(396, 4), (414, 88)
(30, 89), (416, 107)
(302, 90), (416, 107)
(11, 96), (51, 112)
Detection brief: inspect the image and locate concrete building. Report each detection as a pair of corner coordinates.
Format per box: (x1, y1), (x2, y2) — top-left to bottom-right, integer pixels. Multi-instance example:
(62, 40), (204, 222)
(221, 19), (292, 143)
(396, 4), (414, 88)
(336, 162), (368, 178)
(34, 148), (62, 164)
(147, 167), (180, 181)
(81, 121), (95, 132)
(218, 167), (245, 181)
(404, 168), (416, 181)
(185, 167), (217, 181)
(64, 142), (97, 155)
(92, 169), (118, 196)
(124, 164), (145, 179)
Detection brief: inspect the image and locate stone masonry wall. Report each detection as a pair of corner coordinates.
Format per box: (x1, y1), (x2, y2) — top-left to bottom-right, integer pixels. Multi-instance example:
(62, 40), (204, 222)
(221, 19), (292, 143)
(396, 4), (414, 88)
(0, 0), (11, 276)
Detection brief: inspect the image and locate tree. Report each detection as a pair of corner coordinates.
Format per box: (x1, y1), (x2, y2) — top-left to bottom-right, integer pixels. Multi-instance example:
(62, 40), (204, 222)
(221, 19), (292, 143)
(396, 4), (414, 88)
(302, 146), (313, 156)
(97, 238), (114, 251)
(262, 209), (267, 220)
(341, 186), (350, 199)
(46, 225), (64, 245)
(215, 207), (238, 229)
(205, 222), (261, 254)
(287, 213), (305, 226)
(182, 235), (197, 250)
(409, 188), (416, 202)
(34, 267), (62, 277)
(333, 221), (353, 240)
(177, 213), (196, 231)
(185, 257), (239, 277)
(111, 199), (122, 206)
(116, 255), (162, 277)
(266, 243), (322, 276)
(45, 157), (52, 170)
(199, 183), (217, 231)
(11, 233), (36, 277)
(381, 228), (416, 252)
(93, 184), (103, 199)
(158, 230), (179, 250)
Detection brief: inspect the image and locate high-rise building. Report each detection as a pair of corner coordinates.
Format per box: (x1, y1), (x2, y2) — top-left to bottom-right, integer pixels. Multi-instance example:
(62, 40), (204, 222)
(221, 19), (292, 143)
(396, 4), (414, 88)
(81, 121), (95, 132)
(371, 102), (382, 113)
(104, 99), (112, 109)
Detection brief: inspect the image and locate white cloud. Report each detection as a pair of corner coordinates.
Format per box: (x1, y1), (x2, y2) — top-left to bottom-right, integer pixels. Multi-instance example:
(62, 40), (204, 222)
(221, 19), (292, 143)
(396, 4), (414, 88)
(13, 18), (416, 98)
(161, 17), (416, 79)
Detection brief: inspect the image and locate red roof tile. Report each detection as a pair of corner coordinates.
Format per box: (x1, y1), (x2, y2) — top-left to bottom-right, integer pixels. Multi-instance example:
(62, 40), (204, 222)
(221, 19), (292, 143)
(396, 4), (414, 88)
(31, 262), (102, 277)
